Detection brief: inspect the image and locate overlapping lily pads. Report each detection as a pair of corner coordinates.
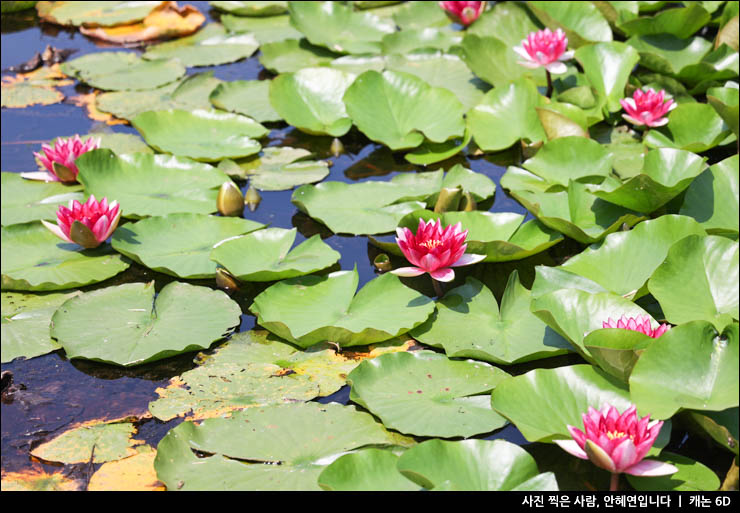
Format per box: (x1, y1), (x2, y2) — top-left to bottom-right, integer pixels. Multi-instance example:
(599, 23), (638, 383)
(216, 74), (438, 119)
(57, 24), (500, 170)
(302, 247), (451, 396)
(317, 448), (418, 491)
(251, 268), (434, 348)
(210, 227), (340, 282)
(221, 13), (302, 44)
(527, 1), (612, 47)
(258, 38), (339, 73)
(348, 350), (510, 438)
(617, 3), (710, 39)
(679, 154), (739, 235)
(36, 1), (164, 26)
(61, 52), (186, 91)
(111, 213), (264, 279)
(1, 172), (83, 227)
(209, 79), (281, 122)
(50, 281), (241, 367)
(644, 102), (735, 152)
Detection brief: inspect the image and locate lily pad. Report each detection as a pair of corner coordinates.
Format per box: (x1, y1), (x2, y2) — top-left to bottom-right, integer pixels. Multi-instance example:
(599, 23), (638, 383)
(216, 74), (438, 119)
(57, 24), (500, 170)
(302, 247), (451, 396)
(519, 136), (613, 185)
(396, 439), (558, 491)
(1, 291), (80, 363)
(61, 52), (186, 91)
(644, 102), (734, 152)
(679, 154), (739, 235)
(1, 65), (73, 108)
(50, 281), (241, 367)
(618, 4), (711, 39)
(630, 321), (739, 419)
(221, 13), (302, 44)
(343, 70), (465, 151)
(381, 27), (461, 55)
(210, 227), (340, 282)
(527, 1), (612, 48)
(210, 1), (287, 16)
(76, 150), (233, 218)
(88, 445), (164, 492)
(218, 145), (314, 179)
(1, 221), (130, 292)
(209, 80), (281, 123)
(459, 34), (546, 89)
(575, 41), (640, 113)
(111, 214), (264, 279)
(154, 402), (412, 491)
(36, 1), (164, 26)
(688, 408), (739, 456)
(30, 419), (142, 464)
(269, 67), (355, 137)
(467, 2), (543, 48)
(1, 172), (83, 227)
(707, 85), (740, 137)
(0, 470), (83, 492)
(131, 109), (265, 162)
(347, 350), (510, 438)
(258, 38), (340, 74)
(250, 267), (435, 348)
(626, 452), (720, 492)
(626, 34), (713, 76)
(318, 448), (418, 491)
(410, 274), (572, 365)
(391, 0), (449, 30)
(647, 235), (739, 327)
(583, 328), (653, 382)
(143, 23), (259, 67)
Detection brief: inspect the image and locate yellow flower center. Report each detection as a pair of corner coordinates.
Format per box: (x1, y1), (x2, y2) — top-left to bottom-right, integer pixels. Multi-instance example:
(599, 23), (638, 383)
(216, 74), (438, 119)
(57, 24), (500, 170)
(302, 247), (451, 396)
(606, 430), (634, 441)
(419, 239), (443, 250)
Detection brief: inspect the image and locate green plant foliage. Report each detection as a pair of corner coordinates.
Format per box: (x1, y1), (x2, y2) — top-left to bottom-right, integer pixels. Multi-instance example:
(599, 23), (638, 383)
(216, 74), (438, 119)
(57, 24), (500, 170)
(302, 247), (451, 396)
(706, 85), (739, 137)
(0, 172), (83, 227)
(36, 1), (163, 26)
(391, 0), (449, 30)
(459, 34), (546, 89)
(527, 1), (613, 47)
(688, 408), (739, 456)
(583, 328), (653, 382)
(30, 420), (141, 464)
(61, 52), (186, 91)
(258, 38), (340, 73)
(679, 154), (739, 235)
(626, 452), (720, 491)
(617, 4), (711, 39)
(575, 42), (640, 113)
(221, 13), (302, 44)
(644, 102), (735, 152)
(209, 80), (281, 122)
(210, 1), (287, 16)
(318, 449), (418, 491)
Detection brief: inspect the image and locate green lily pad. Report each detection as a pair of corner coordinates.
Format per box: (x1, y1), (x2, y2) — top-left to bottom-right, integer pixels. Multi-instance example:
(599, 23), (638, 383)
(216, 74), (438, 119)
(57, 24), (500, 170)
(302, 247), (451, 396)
(468, 77), (547, 152)
(586, 148), (707, 213)
(648, 235), (739, 327)
(250, 267), (435, 348)
(626, 34), (713, 76)
(96, 72), (222, 121)
(209, 80), (281, 123)
(318, 448), (418, 491)
(381, 27), (461, 55)
(154, 402), (412, 491)
(76, 149), (232, 218)
(210, 227), (340, 282)
(218, 145), (317, 182)
(459, 34), (546, 89)
(575, 42), (640, 113)
(143, 23), (259, 67)
(583, 328), (653, 382)
(630, 321), (739, 419)
(269, 67), (355, 137)
(347, 350), (510, 438)
(36, 1), (163, 26)
(51, 281), (241, 367)
(411, 274), (572, 365)
(679, 154), (739, 235)
(688, 408), (739, 455)
(258, 38), (340, 74)
(131, 109), (265, 162)
(467, 2), (542, 47)
(221, 13), (302, 44)
(61, 52), (186, 91)
(210, 1), (287, 16)
(1, 221), (130, 292)
(396, 439), (558, 491)
(521, 136), (614, 186)
(31, 419), (141, 464)
(706, 85), (739, 137)
(343, 70), (465, 151)
(111, 214), (263, 279)
(527, 1), (612, 48)
(1, 172), (83, 227)
(618, 4), (711, 39)
(644, 102), (734, 152)
(560, 214), (707, 298)
(1, 291), (80, 363)
(391, 0), (449, 30)
(288, 1), (395, 54)
(626, 452), (720, 492)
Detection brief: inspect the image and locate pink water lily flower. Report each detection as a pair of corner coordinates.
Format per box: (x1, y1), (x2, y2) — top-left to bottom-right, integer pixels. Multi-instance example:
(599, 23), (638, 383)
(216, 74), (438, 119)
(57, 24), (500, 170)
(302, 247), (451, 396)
(439, 1), (486, 26)
(514, 28), (574, 74)
(22, 135), (100, 183)
(391, 218), (485, 283)
(42, 195), (121, 249)
(620, 88), (676, 128)
(603, 315), (670, 338)
(556, 404), (677, 490)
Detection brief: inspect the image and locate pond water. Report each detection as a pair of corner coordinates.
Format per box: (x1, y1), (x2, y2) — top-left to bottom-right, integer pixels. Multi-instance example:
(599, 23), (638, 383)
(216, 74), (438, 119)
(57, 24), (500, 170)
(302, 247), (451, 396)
(1, 2), (734, 491)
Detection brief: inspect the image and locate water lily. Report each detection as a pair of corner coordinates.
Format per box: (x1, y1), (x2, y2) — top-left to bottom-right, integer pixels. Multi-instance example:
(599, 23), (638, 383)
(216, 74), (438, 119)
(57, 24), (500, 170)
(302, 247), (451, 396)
(23, 135), (100, 183)
(439, 1), (485, 26)
(603, 315), (670, 338)
(620, 88), (676, 128)
(556, 404), (677, 490)
(41, 195), (121, 249)
(513, 28), (574, 75)
(391, 218), (485, 289)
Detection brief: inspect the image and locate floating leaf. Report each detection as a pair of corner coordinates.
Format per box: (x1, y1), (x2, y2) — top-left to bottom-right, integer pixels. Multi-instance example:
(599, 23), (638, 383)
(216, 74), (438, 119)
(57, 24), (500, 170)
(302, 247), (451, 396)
(0, 64), (72, 108)
(219, 145), (313, 180)
(348, 351), (510, 438)
(626, 452), (720, 492)
(51, 281), (241, 367)
(519, 136), (613, 186)
(88, 446), (165, 492)
(1, 172), (83, 227)
(706, 85), (739, 137)
(626, 34), (713, 76)
(61, 52), (186, 91)
(679, 154), (739, 235)
(36, 1), (164, 26)
(318, 449), (418, 491)
(618, 4), (711, 39)
(644, 102), (734, 152)
(381, 27), (461, 55)
(221, 13), (302, 44)
(211, 1), (287, 16)
(0, 469), (83, 491)
(583, 328), (653, 382)
(575, 41), (640, 113)
(467, 2), (543, 47)
(527, 1), (612, 47)
(258, 38), (339, 74)
(459, 34), (546, 89)
(391, 0), (449, 30)
(688, 408), (739, 456)
(209, 80), (281, 122)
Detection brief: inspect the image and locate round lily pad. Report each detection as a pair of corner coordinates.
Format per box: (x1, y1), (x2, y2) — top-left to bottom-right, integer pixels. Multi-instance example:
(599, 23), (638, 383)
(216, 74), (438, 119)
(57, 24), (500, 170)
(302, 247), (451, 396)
(209, 80), (281, 123)
(36, 1), (164, 26)
(1, 172), (84, 227)
(347, 350), (510, 438)
(51, 281), (241, 367)
(520, 136), (613, 186)
(1, 221), (130, 292)
(258, 38), (340, 74)
(111, 213), (264, 279)
(61, 51), (186, 91)
(131, 109), (266, 162)
(250, 267), (435, 348)
(527, 1), (612, 48)
(30, 419), (141, 464)
(644, 102), (735, 152)
(220, 13), (302, 44)
(317, 449), (418, 491)
(210, 227), (340, 282)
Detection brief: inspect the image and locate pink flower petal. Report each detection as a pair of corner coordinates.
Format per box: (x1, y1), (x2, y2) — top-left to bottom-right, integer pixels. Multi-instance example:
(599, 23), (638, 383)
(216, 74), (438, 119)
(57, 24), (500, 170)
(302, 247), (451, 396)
(429, 268), (455, 282)
(624, 460), (678, 477)
(554, 439), (588, 460)
(390, 267), (427, 277)
(449, 253), (486, 267)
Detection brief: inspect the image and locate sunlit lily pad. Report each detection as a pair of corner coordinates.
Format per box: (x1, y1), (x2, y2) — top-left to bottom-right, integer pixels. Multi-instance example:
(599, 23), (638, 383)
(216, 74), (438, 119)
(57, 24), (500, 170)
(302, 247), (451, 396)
(527, 1), (612, 47)
(396, 439), (558, 491)
(347, 350), (510, 438)
(154, 402), (412, 491)
(131, 109), (265, 162)
(618, 4), (711, 39)
(519, 136), (613, 185)
(626, 34), (713, 76)
(61, 52), (186, 91)
(250, 268), (435, 348)
(630, 321), (739, 419)
(679, 154), (739, 235)
(88, 445), (164, 492)
(644, 102), (734, 152)
(50, 281), (241, 367)
(459, 34), (546, 89)
(648, 235), (739, 327)
(269, 67), (355, 137)
(1, 172), (83, 227)
(210, 227), (340, 282)
(143, 23), (259, 67)
(221, 13), (302, 44)
(707, 85), (739, 137)
(76, 150), (233, 218)
(258, 38), (339, 74)
(688, 408), (739, 456)
(575, 42), (640, 113)
(343, 70), (466, 151)
(0, 64), (73, 108)
(318, 448), (418, 491)
(111, 214), (264, 279)
(391, 0), (449, 30)
(210, 1), (287, 16)
(209, 80), (281, 122)
(1, 291), (80, 363)
(36, 1), (164, 26)
(381, 27), (461, 55)
(410, 274), (572, 365)
(582, 328), (653, 382)
(218, 145), (314, 180)
(288, 1), (395, 54)
(1, 221), (130, 292)
(626, 452), (720, 492)
(467, 2), (542, 47)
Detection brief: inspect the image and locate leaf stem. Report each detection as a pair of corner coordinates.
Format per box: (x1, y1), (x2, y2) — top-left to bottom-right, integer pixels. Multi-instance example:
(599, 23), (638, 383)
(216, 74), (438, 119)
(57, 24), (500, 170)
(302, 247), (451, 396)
(610, 473), (619, 492)
(546, 70), (553, 99)
(431, 278), (444, 298)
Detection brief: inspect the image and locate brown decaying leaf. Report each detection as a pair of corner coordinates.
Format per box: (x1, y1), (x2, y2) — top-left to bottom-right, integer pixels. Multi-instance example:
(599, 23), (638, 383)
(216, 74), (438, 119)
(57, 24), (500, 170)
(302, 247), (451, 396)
(1, 64), (74, 108)
(88, 446), (165, 492)
(79, 2), (205, 44)
(1, 467), (84, 491)
(67, 92), (129, 125)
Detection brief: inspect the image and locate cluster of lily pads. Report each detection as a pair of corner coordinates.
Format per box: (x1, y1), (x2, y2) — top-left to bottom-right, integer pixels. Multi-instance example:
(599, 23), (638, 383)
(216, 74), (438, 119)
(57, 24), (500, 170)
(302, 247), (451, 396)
(1, 0), (738, 492)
